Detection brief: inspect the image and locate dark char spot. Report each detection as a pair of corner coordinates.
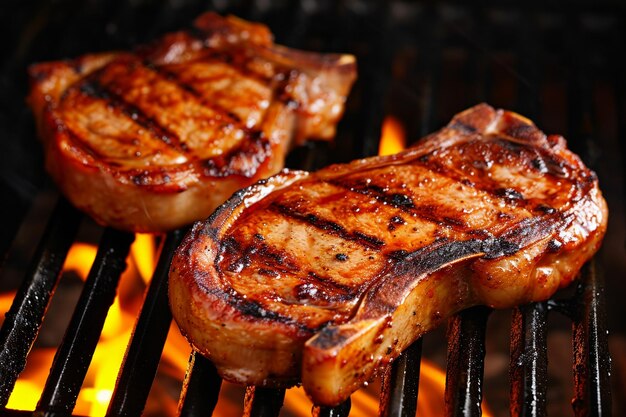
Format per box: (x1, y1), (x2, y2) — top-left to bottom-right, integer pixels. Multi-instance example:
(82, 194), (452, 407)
(531, 157), (548, 173)
(388, 215), (406, 231)
(237, 299), (280, 320)
(495, 188), (524, 201)
(535, 204), (556, 214)
(258, 268), (278, 277)
(335, 253), (348, 262)
(311, 327), (345, 349)
(389, 193), (415, 208)
(547, 239), (563, 253)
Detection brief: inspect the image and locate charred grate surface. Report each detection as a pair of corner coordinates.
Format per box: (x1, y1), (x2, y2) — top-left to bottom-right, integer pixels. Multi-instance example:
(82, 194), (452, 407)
(0, 0), (622, 416)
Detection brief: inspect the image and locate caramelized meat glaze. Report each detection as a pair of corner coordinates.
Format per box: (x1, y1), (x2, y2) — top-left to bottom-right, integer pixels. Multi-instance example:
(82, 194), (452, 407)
(169, 104), (607, 405)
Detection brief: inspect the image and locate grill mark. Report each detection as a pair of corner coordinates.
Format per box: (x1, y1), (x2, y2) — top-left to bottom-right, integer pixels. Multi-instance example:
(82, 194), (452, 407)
(313, 232), (529, 346)
(428, 137), (570, 185)
(220, 236), (300, 275)
(494, 188), (524, 201)
(410, 151), (538, 209)
(148, 64), (249, 127)
(78, 77), (188, 154)
(327, 179), (471, 230)
(160, 44), (302, 109)
(219, 237), (357, 306)
(294, 271), (356, 304)
(62, 124), (107, 160)
(326, 179), (415, 209)
(195, 280), (313, 334)
(61, 116), (189, 189)
(174, 39), (275, 84)
(270, 202), (385, 250)
(196, 130), (271, 178)
(150, 58), (300, 129)
(496, 215), (559, 250)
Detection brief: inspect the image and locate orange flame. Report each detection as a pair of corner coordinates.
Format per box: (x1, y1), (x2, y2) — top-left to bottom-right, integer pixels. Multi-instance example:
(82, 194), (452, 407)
(378, 116), (406, 156)
(0, 292), (16, 323)
(3, 235), (157, 416)
(62, 243), (97, 280)
(0, 243), (96, 410)
(2, 230), (493, 417)
(131, 233), (157, 284)
(417, 360), (491, 417)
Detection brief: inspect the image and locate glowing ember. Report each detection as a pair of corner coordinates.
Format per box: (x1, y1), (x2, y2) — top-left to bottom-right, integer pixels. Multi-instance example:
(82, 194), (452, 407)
(378, 116), (406, 156)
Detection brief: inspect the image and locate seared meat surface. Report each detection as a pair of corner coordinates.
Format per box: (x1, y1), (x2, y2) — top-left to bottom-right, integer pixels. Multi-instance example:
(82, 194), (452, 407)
(28, 13), (356, 232)
(169, 104), (607, 405)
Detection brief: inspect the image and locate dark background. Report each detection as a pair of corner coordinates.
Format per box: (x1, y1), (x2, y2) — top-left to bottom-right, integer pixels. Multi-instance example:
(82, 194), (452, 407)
(0, 0), (624, 415)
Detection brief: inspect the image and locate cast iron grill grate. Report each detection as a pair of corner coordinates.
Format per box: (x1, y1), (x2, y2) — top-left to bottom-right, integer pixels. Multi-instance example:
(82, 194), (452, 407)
(0, 0), (621, 416)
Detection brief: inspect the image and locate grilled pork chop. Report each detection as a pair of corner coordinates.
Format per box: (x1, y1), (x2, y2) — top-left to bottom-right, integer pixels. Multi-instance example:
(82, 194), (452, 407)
(28, 13), (356, 232)
(169, 104), (607, 405)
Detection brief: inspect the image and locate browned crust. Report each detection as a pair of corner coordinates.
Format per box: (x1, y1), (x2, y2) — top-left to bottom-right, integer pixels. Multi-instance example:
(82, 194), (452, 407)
(169, 171), (311, 384)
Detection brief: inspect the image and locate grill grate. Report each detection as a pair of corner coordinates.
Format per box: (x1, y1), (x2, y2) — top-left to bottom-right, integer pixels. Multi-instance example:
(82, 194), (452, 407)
(0, 1), (622, 416)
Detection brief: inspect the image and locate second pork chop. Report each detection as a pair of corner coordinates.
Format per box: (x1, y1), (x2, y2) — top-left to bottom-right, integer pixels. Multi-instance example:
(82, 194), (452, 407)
(28, 13), (356, 232)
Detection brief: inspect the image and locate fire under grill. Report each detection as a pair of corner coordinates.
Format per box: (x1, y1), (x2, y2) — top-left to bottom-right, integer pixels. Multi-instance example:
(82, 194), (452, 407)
(0, 0), (623, 416)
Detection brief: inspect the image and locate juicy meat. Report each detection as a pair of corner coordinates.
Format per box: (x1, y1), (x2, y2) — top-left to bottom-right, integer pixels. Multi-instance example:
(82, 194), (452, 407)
(168, 104), (607, 405)
(28, 13), (356, 232)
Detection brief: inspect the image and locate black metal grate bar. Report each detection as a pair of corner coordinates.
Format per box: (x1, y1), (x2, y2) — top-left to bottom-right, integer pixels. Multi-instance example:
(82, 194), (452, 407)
(0, 198), (81, 407)
(243, 386), (286, 417)
(36, 228), (134, 415)
(379, 338), (422, 417)
(510, 302), (548, 417)
(178, 351), (222, 417)
(572, 261), (612, 416)
(106, 229), (187, 417)
(0, 2), (621, 416)
(445, 306), (490, 417)
(313, 398), (351, 417)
